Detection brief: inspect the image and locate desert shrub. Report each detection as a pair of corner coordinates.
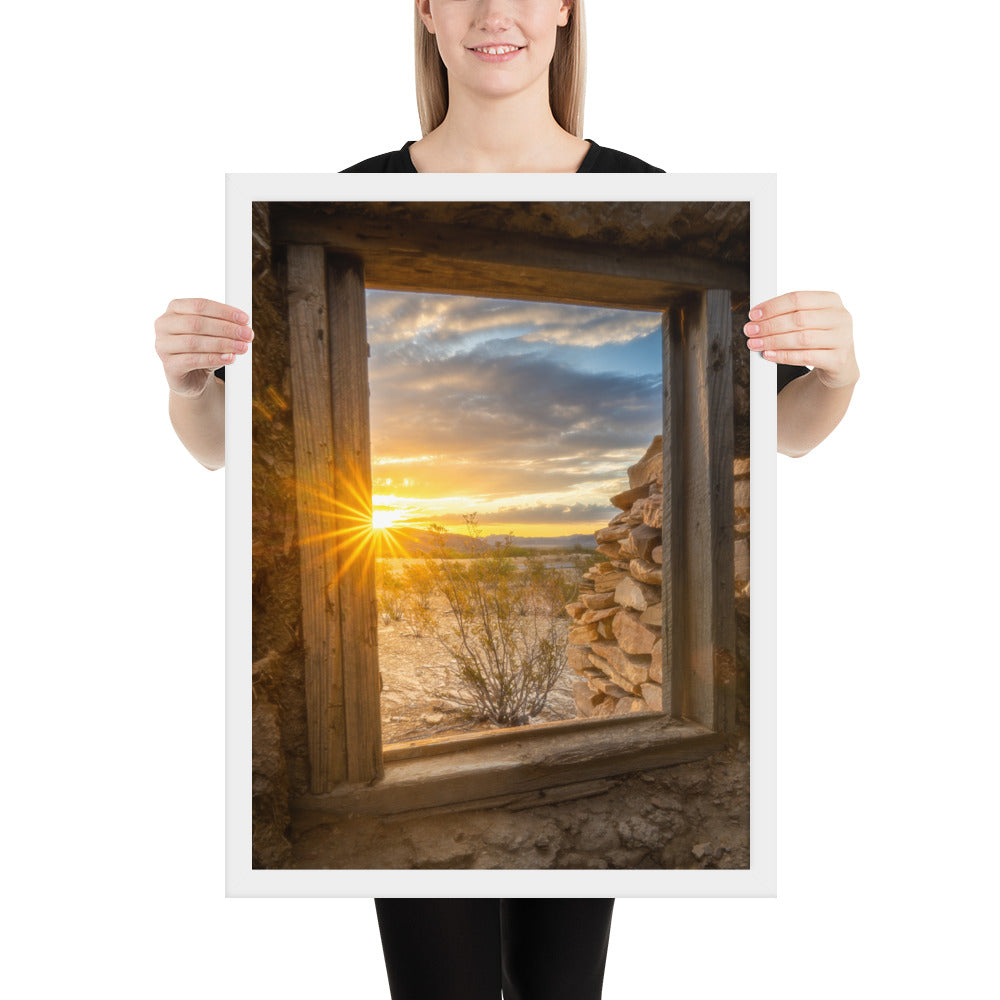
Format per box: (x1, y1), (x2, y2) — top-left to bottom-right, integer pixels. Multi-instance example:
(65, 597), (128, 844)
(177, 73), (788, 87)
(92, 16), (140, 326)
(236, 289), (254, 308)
(401, 560), (436, 612)
(375, 562), (407, 624)
(413, 516), (567, 726)
(521, 558), (578, 615)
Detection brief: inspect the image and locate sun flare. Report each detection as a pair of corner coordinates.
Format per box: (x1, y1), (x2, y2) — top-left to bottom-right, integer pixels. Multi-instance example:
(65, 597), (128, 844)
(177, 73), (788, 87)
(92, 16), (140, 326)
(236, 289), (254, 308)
(371, 507), (403, 532)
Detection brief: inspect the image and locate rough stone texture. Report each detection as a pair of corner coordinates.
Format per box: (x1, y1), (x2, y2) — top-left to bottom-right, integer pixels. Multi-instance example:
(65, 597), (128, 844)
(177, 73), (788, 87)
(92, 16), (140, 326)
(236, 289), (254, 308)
(595, 523), (630, 544)
(614, 576), (659, 613)
(649, 639), (663, 684)
(581, 591), (617, 610)
(567, 645), (591, 676)
(640, 602), (663, 627)
(581, 606), (618, 625)
(642, 497), (664, 530)
(588, 653), (643, 696)
(568, 623), (600, 646)
(250, 205), (310, 868)
(573, 680), (604, 715)
(610, 483), (651, 511)
(629, 557), (662, 586)
(627, 436), (663, 490)
(287, 742), (750, 870)
(568, 442), (665, 715)
(252, 651), (293, 869)
(612, 609), (658, 656)
(590, 640), (650, 686)
(591, 569), (627, 593)
(621, 524), (660, 562)
(640, 682), (664, 712)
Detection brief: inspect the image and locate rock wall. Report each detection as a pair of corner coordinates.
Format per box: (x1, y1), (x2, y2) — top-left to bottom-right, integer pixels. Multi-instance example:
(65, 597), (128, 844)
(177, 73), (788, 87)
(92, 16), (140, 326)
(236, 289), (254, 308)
(566, 416), (752, 723)
(566, 438), (665, 717)
(251, 205), (309, 869)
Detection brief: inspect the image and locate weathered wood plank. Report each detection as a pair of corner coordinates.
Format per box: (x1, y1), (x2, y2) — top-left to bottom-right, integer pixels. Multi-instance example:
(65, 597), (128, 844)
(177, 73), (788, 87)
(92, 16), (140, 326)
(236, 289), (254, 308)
(291, 777), (623, 830)
(383, 707), (661, 763)
(287, 244), (348, 792)
(681, 290), (736, 730)
(293, 719), (722, 818)
(270, 208), (749, 307)
(705, 290), (737, 732)
(326, 256), (383, 783)
(662, 306), (686, 719)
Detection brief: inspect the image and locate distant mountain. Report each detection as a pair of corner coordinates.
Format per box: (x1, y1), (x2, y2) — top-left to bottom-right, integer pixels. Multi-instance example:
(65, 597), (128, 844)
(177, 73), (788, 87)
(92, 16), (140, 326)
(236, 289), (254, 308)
(484, 533), (598, 550)
(373, 525), (598, 558)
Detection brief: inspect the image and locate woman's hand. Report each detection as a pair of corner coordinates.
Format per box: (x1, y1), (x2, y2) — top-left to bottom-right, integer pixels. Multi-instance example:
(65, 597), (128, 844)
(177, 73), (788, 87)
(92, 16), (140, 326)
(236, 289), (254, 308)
(744, 290), (859, 389)
(154, 298), (253, 396)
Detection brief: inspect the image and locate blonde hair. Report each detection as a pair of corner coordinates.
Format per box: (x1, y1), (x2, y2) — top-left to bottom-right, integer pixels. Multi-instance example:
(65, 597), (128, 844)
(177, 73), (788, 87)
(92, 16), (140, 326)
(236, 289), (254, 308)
(414, 1), (587, 138)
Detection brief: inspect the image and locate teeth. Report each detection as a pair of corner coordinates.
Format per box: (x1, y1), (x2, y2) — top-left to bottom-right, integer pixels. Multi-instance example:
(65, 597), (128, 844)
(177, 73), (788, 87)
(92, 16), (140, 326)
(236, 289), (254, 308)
(476, 45), (520, 55)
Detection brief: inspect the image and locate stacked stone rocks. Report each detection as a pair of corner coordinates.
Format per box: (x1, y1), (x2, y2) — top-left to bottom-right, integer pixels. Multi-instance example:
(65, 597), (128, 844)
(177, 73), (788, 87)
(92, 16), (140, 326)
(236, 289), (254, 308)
(566, 437), (665, 718)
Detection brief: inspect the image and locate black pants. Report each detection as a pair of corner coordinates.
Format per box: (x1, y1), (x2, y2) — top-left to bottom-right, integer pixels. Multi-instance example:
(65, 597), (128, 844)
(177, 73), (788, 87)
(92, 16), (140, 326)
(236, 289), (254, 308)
(374, 898), (615, 1000)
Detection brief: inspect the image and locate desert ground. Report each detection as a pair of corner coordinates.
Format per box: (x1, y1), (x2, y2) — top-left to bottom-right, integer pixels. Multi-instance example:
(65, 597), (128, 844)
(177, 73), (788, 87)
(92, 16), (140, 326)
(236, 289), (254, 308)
(375, 554), (593, 745)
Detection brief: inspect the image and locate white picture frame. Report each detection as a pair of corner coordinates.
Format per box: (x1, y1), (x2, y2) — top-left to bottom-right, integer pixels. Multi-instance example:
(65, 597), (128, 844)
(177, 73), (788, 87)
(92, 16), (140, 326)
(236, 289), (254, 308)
(225, 172), (777, 897)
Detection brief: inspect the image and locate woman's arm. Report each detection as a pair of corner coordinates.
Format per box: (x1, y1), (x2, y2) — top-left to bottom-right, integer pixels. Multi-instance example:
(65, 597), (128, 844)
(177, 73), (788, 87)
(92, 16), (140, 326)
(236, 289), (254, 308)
(775, 369), (857, 458)
(169, 375), (227, 470)
(745, 291), (859, 457)
(155, 297), (252, 470)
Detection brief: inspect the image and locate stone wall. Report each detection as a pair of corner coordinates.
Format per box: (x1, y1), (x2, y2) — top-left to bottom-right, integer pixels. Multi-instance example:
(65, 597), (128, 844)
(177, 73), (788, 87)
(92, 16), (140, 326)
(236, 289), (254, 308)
(565, 438), (751, 723)
(251, 205), (309, 869)
(565, 438), (665, 717)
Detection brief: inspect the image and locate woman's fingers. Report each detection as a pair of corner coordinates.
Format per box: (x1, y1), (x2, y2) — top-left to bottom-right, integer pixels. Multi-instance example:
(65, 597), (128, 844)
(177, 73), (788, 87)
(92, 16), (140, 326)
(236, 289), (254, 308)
(748, 290), (842, 322)
(168, 352), (238, 372)
(154, 313), (253, 346)
(744, 329), (840, 353)
(165, 298), (249, 326)
(156, 331), (251, 358)
(755, 346), (847, 367)
(154, 298), (252, 394)
(747, 290), (858, 389)
(743, 306), (843, 339)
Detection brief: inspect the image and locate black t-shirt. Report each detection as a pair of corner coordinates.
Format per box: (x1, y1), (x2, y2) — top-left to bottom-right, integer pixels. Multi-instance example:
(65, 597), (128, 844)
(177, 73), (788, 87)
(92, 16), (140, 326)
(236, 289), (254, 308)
(342, 139), (664, 174)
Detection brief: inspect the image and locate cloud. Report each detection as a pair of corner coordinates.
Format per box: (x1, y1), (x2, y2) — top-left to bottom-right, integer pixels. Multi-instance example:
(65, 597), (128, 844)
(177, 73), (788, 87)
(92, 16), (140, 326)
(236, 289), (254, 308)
(366, 290), (660, 349)
(372, 352), (659, 451)
(365, 291), (663, 521)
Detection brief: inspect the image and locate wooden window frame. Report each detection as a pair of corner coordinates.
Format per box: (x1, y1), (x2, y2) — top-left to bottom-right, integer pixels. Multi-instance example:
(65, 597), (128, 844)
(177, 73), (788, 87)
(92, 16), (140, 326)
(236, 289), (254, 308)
(269, 201), (746, 818)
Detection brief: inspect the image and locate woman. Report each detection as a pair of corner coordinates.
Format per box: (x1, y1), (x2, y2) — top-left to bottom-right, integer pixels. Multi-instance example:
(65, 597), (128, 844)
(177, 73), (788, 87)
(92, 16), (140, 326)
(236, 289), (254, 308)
(155, 3), (859, 998)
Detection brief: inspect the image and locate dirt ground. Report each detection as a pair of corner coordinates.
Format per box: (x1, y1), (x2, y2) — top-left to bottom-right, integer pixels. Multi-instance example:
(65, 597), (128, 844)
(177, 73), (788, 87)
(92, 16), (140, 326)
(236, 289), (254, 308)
(377, 556), (585, 745)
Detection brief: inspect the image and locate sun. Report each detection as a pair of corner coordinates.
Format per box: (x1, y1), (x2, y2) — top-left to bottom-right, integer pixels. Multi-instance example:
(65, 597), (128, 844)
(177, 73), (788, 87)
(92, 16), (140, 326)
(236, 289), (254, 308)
(371, 507), (402, 532)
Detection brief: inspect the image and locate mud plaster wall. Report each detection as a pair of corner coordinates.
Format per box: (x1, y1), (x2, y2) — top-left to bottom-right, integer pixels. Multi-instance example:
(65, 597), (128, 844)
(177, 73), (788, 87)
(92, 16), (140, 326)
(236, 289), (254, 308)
(251, 205), (753, 869)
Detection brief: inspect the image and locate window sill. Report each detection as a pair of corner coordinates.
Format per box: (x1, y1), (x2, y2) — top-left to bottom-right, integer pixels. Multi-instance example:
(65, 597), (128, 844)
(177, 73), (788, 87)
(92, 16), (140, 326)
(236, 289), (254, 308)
(292, 715), (724, 818)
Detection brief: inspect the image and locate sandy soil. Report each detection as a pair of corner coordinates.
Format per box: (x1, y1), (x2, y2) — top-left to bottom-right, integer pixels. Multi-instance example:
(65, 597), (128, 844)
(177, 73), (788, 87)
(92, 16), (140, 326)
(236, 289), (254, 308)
(376, 557), (587, 745)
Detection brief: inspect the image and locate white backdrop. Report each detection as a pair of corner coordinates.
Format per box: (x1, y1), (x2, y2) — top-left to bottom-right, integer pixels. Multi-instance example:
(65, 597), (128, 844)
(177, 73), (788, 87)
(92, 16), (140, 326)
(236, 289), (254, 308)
(4, 1), (994, 997)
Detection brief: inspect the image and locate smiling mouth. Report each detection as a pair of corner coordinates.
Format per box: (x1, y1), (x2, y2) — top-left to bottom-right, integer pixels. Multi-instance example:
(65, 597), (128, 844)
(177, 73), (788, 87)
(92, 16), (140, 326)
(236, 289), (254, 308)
(467, 44), (525, 56)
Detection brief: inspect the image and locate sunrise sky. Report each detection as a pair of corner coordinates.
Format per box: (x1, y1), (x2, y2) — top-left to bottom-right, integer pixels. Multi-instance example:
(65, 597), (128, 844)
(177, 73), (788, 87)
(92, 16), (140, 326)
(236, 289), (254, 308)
(367, 289), (663, 539)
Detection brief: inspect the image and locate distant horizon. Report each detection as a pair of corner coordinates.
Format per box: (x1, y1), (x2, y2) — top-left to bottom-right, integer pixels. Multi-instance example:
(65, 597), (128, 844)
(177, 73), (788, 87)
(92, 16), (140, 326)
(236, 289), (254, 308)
(368, 289), (662, 539)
